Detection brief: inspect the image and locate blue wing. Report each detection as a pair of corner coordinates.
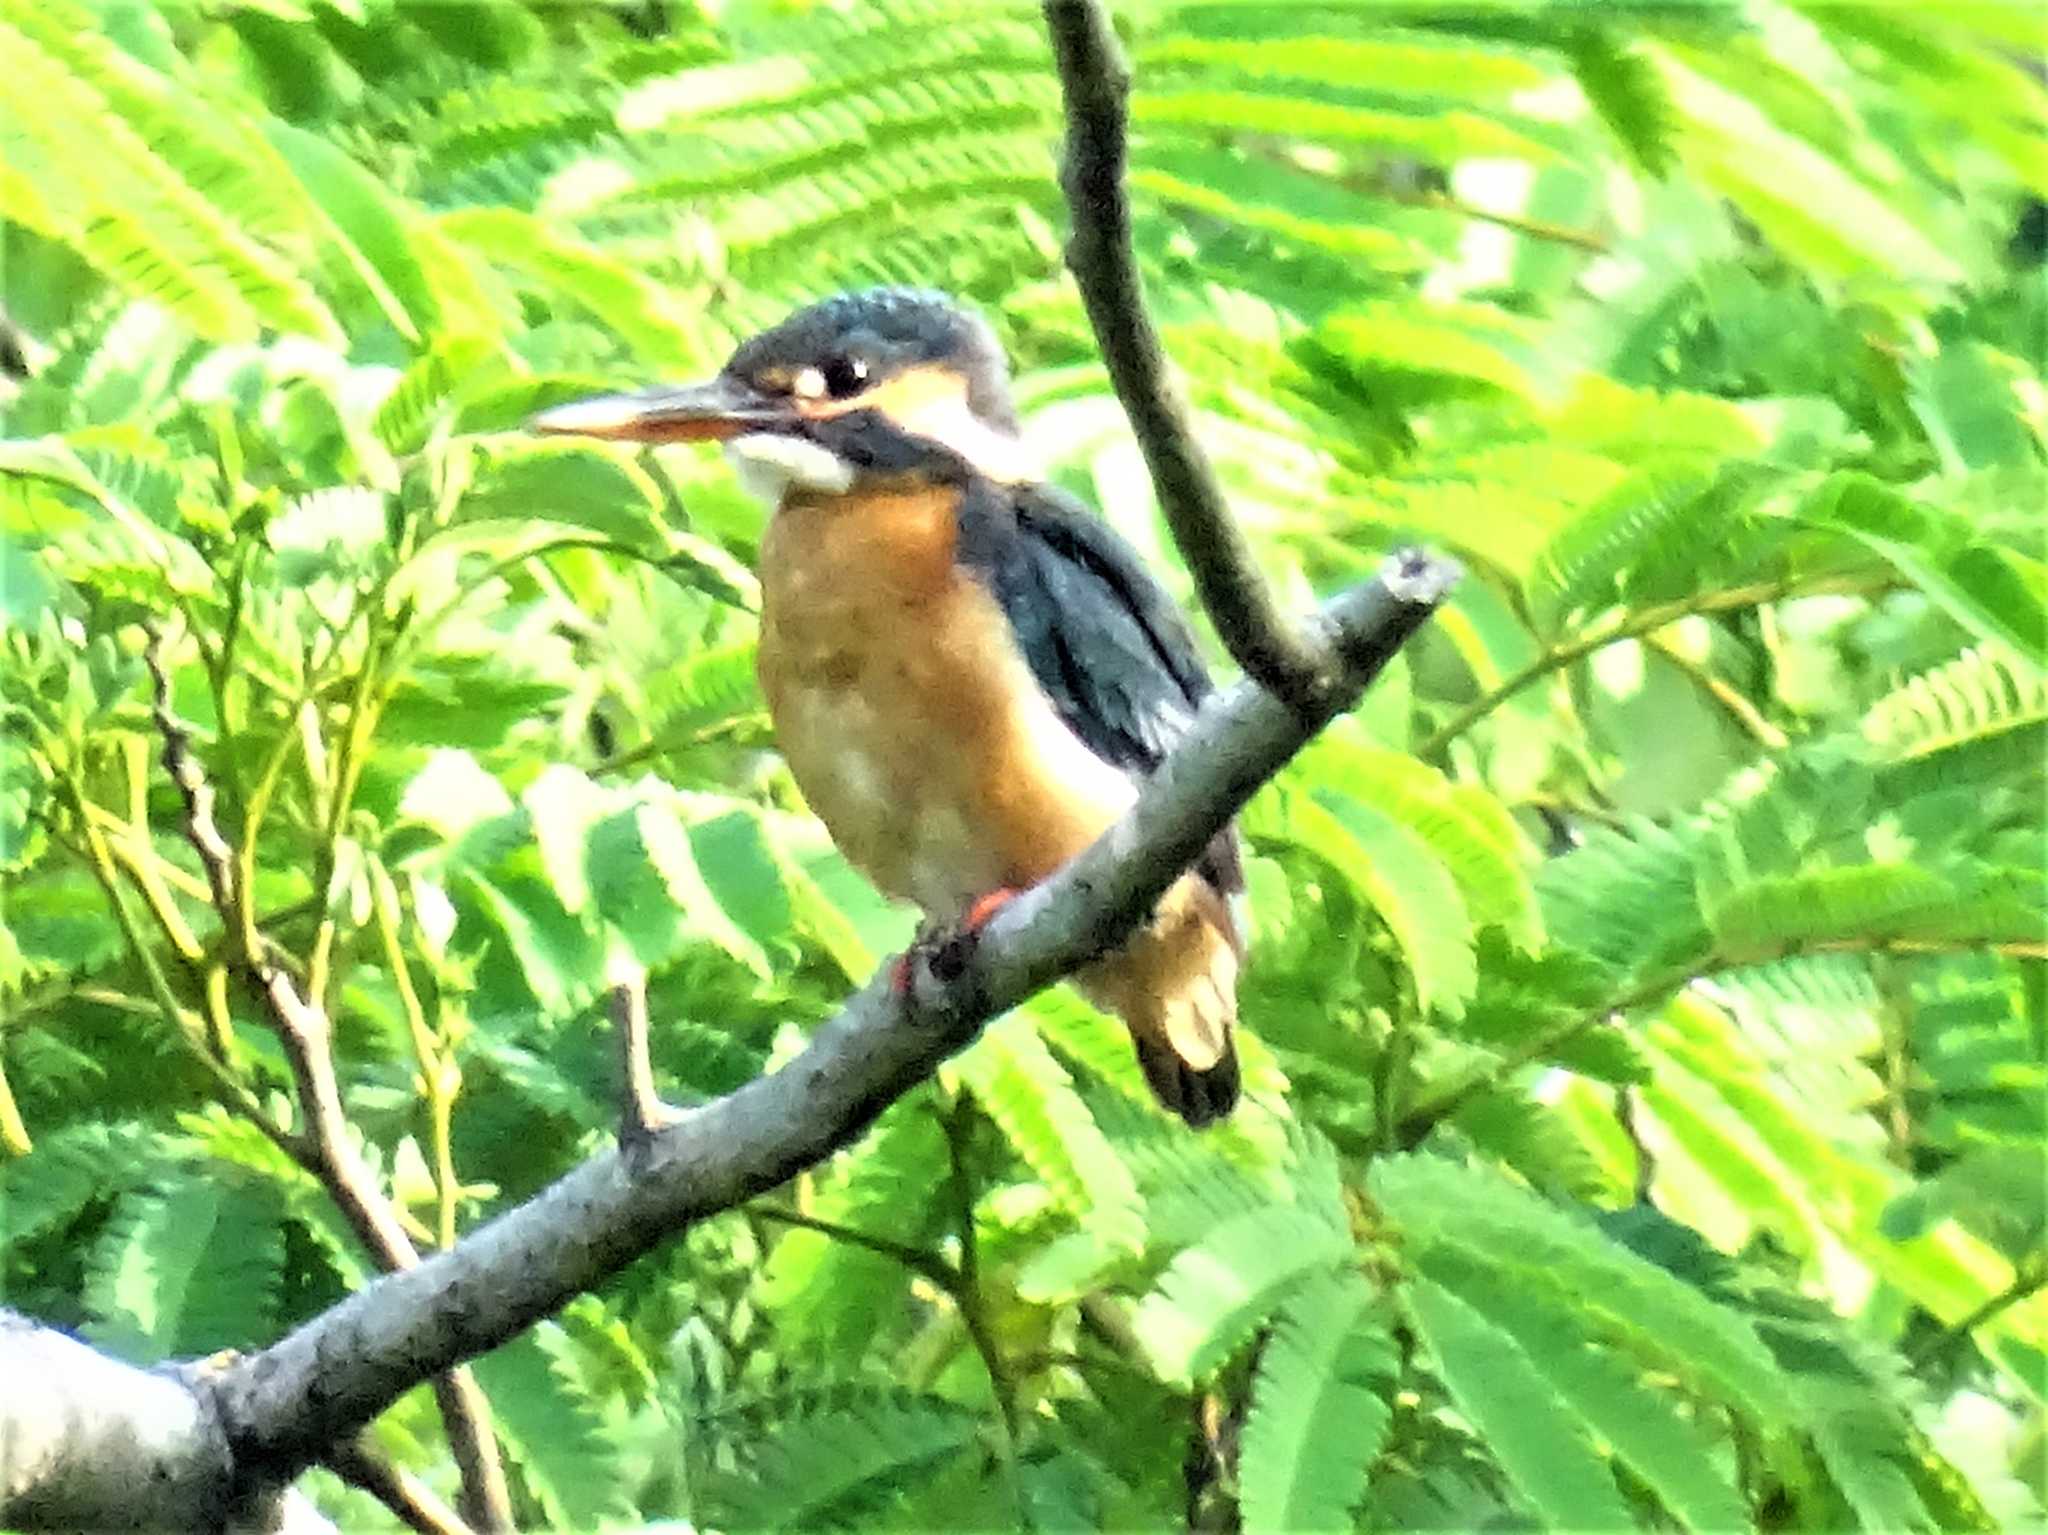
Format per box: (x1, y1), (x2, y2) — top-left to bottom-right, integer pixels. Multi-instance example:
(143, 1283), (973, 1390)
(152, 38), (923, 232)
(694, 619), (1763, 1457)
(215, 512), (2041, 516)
(956, 477), (1246, 914)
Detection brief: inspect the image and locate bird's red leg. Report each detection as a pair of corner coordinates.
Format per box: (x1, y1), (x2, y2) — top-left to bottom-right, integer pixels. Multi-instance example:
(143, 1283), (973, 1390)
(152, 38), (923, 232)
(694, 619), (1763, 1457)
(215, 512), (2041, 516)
(962, 886), (1021, 934)
(893, 886), (1024, 996)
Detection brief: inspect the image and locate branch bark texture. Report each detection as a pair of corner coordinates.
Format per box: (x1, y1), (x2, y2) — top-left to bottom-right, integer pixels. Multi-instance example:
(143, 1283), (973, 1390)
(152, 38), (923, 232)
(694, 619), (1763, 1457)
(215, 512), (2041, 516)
(0, 1313), (331, 1534)
(1043, 0), (1335, 707)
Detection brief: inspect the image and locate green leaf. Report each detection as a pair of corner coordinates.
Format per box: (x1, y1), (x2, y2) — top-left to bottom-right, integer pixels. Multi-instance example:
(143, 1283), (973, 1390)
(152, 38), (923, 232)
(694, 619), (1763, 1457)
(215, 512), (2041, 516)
(1238, 1268), (1395, 1535)
(267, 486), (389, 586)
(1248, 788), (1478, 1018)
(1373, 1155), (1791, 1427)
(263, 120), (441, 342)
(172, 1179), (287, 1357)
(1706, 862), (2041, 955)
(1527, 456), (1726, 629)
(1139, 33), (1547, 99)
(372, 334), (499, 456)
(1566, 29), (1678, 176)
(638, 799), (773, 981)
(952, 1014), (1144, 1252)
(1132, 1199), (1350, 1385)
(453, 443), (667, 547)
(1302, 736), (1543, 952)
(399, 749), (516, 841)
(1863, 643), (2048, 769)
(84, 1175), (283, 1363)
(1418, 1248), (1750, 1534)
(1403, 1276), (1637, 1532)
(0, 8), (341, 344)
(0, 1122), (149, 1249)
(710, 1388), (980, 1531)
(1800, 473), (2048, 667)
(1658, 53), (1964, 285)
(757, 1106), (944, 1355)
(439, 207), (713, 373)
(473, 1325), (632, 1528)
(1135, 89), (1563, 166)
(1311, 299), (1548, 406)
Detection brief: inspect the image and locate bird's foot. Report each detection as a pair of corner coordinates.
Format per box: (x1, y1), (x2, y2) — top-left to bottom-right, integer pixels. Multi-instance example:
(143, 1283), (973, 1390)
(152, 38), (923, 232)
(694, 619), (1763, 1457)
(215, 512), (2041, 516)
(962, 886), (1020, 934)
(892, 887), (1022, 997)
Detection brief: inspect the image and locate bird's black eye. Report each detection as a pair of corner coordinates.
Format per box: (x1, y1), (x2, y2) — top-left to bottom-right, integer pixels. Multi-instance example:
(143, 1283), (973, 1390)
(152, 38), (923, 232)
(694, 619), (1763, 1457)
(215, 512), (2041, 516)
(822, 355), (870, 399)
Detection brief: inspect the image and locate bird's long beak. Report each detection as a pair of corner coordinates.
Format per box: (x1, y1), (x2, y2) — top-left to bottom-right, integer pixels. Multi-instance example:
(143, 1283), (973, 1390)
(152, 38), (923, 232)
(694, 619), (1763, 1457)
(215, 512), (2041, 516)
(530, 376), (787, 442)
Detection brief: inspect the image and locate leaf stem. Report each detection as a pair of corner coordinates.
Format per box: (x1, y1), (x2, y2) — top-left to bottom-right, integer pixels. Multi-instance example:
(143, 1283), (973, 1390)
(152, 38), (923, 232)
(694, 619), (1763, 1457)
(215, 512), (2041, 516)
(1906, 1258), (2048, 1368)
(374, 870), (461, 1248)
(55, 785), (291, 1152)
(1416, 574), (1889, 759)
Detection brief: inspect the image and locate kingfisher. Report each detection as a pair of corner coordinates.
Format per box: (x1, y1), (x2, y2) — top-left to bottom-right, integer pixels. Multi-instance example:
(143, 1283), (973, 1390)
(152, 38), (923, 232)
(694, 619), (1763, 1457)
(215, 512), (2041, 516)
(534, 288), (1243, 1126)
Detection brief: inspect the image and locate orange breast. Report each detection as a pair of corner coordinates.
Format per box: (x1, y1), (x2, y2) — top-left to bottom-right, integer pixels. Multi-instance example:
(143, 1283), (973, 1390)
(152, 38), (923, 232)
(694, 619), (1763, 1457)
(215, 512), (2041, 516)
(756, 483), (1137, 914)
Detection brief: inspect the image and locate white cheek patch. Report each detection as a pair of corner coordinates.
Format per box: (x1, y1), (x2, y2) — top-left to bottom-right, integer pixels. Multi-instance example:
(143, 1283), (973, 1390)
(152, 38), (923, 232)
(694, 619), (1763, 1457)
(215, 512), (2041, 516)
(724, 433), (857, 505)
(896, 397), (1042, 484)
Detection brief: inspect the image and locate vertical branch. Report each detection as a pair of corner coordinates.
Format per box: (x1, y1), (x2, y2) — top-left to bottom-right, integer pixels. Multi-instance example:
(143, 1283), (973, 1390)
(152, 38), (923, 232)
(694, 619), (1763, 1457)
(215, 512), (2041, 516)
(1042, 0), (1334, 709)
(1875, 955), (1917, 1169)
(371, 868), (461, 1250)
(608, 962), (678, 1147)
(56, 784), (282, 1140)
(940, 1098), (1027, 1528)
(142, 627), (514, 1534)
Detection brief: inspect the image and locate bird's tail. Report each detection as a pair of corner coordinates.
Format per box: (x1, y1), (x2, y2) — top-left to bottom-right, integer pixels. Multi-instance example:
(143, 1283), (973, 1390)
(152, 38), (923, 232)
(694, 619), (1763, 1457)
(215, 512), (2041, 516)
(1080, 873), (1241, 1128)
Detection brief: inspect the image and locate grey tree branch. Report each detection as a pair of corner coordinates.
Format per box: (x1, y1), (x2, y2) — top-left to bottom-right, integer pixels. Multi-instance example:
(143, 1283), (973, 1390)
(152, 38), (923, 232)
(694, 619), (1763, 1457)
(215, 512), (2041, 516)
(1042, 0), (1335, 708)
(7, 558), (1451, 1531)
(201, 552), (1453, 1503)
(142, 630), (514, 1535)
(0, 1312), (330, 1534)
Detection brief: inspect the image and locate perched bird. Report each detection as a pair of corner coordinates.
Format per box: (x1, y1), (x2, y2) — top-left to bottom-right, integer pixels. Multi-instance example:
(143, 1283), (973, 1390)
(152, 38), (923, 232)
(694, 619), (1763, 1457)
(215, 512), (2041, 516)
(534, 288), (1243, 1125)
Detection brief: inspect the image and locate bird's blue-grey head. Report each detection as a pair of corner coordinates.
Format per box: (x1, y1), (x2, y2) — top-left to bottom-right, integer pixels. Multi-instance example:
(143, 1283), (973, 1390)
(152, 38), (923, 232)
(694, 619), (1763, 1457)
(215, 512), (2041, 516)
(531, 288), (1032, 499)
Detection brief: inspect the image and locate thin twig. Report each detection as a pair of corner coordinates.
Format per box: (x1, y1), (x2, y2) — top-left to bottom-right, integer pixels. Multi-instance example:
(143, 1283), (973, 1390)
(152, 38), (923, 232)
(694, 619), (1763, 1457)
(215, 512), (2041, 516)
(1615, 1086), (1655, 1204)
(1240, 141), (1612, 253)
(142, 627), (514, 1534)
(372, 875), (460, 1249)
(751, 1204), (956, 1286)
(57, 789), (297, 1157)
(940, 1097), (1027, 1529)
(1642, 631), (1790, 750)
(1905, 1259), (2048, 1369)
(1043, 0), (1333, 708)
(609, 969), (679, 1148)
(1398, 187), (1612, 253)
(324, 1437), (476, 1535)
(1397, 933), (2048, 1145)
(592, 714), (771, 778)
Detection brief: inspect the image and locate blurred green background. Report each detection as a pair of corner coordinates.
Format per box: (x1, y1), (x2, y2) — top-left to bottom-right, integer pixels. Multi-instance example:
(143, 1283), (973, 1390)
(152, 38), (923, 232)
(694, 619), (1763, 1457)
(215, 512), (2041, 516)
(2, 1), (2044, 1529)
